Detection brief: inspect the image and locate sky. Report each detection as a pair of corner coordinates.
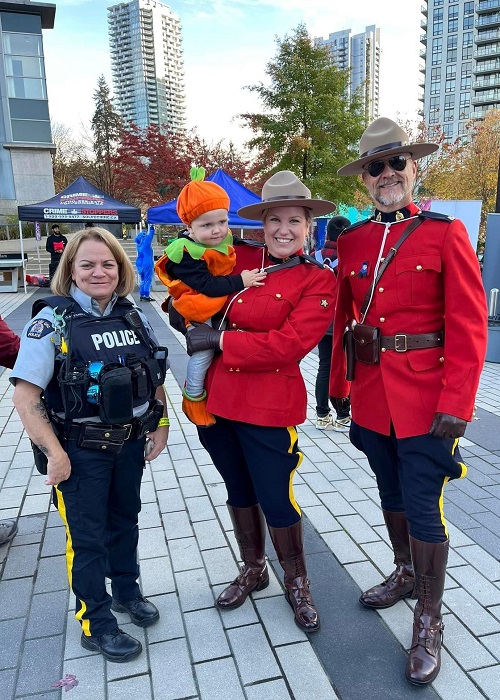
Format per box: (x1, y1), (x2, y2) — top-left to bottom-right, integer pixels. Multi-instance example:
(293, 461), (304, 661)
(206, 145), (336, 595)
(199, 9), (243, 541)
(42, 0), (424, 149)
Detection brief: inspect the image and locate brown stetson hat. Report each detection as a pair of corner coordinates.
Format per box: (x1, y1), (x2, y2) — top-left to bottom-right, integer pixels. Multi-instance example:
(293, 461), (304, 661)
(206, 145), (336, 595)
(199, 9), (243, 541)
(338, 117), (439, 176)
(237, 170), (336, 220)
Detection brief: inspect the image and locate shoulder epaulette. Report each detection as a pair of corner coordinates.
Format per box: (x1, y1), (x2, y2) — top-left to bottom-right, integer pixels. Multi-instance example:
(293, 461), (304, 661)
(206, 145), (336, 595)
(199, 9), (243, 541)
(340, 217), (372, 235)
(299, 254), (324, 269)
(233, 237), (265, 248)
(418, 210), (454, 223)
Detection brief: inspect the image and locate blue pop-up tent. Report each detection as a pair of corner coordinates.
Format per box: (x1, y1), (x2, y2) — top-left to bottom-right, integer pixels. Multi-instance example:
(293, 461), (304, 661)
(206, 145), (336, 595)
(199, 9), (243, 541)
(147, 169), (262, 229)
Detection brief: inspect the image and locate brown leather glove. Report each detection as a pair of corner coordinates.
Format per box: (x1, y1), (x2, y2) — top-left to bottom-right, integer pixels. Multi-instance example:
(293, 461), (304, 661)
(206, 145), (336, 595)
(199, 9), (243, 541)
(186, 322), (223, 356)
(428, 412), (467, 439)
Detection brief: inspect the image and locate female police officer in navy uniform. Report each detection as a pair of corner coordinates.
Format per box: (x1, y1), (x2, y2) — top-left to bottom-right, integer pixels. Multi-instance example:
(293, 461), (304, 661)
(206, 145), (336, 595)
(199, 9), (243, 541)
(12, 227), (170, 663)
(184, 172), (336, 631)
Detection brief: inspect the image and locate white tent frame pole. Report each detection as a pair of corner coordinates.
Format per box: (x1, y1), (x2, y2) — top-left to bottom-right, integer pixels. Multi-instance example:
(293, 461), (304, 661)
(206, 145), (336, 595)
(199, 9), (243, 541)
(18, 221), (27, 295)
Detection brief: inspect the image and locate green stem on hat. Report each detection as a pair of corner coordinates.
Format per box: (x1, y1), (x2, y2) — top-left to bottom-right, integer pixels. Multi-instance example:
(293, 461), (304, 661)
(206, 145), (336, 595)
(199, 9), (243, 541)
(190, 166), (205, 181)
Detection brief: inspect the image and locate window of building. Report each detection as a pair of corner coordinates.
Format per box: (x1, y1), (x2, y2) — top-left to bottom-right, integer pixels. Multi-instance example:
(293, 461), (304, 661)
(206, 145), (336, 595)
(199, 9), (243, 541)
(431, 80), (441, 95)
(461, 61), (472, 77)
(458, 121), (467, 135)
(431, 67), (441, 81)
(459, 92), (471, 108)
(433, 21), (443, 35)
(448, 5), (458, 20)
(464, 2), (474, 15)
(443, 124), (454, 139)
(463, 16), (474, 30)
(433, 8), (443, 22)
(445, 79), (456, 92)
(2, 32), (42, 56)
(462, 45), (473, 60)
(463, 32), (473, 48)
(448, 18), (458, 33)
(432, 37), (443, 65)
(461, 75), (471, 90)
(447, 48), (457, 63)
(446, 65), (456, 79)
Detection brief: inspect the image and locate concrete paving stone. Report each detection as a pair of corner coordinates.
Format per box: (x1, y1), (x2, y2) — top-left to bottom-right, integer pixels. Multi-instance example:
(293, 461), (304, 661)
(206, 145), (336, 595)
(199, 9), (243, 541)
(140, 479), (157, 504)
(16, 635), (65, 696)
(156, 487), (186, 514)
(46, 510), (61, 528)
(322, 531), (366, 566)
(25, 589), (68, 639)
(214, 504), (232, 532)
(150, 638), (197, 700)
(151, 469), (178, 491)
(444, 503), (483, 530)
(107, 674), (153, 700)
(213, 589), (261, 628)
(469, 665), (500, 700)
(40, 524), (65, 557)
(330, 452), (360, 470)
(464, 527), (500, 561)
(163, 509), (194, 540)
(3, 466), (31, 488)
(485, 484), (500, 498)
(362, 486), (381, 504)
(351, 498), (385, 527)
(144, 593), (185, 643)
(167, 442), (193, 463)
(481, 632), (500, 661)
(34, 555), (68, 593)
(442, 612), (497, 671)
(432, 648), (490, 700)
(447, 490), (489, 514)
(139, 556), (176, 597)
(21, 493), (51, 516)
(2, 542), (40, 579)
(480, 497), (500, 517)
(0, 577), (32, 620)
(62, 611), (88, 661)
(0, 507), (18, 521)
(244, 679), (292, 700)
(0, 432), (21, 447)
(138, 502), (163, 529)
(447, 522), (475, 547)
(27, 473), (50, 495)
(0, 446), (16, 461)
(202, 547), (241, 587)
(300, 471), (336, 494)
(227, 623), (281, 684)
(254, 596), (307, 646)
(335, 514), (381, 544)
(172, 457), (200, 479)
(331, 479), (369, 502)
(377, 601), (414, 647)
(185, 495), (217, 523)
(292, 483), (322, 508)
(457, 544), (500, 582)
(456, 478), (494, 501)
(344, 560), (384, 594)
(466, 456), (500, 476)
(466, 445), (495, 457)
(184, 607), (230, 662)
(276, 642), (339, 700)
(191, 448), (215, 467)
(0, 669), (15, 700)
(446, 546), (467, 569)
(444, 587), (500, 636)
(206, 481), (229, 507)
(179, 475), (207, 499)
(315, 462), (348, 481)
(61, 653), (105, 700)
(138, 526), (169, 559)
(359, 540), (395, 576)
(318, 491), (356, 517)
(466, 469), (498, 488)
(473, 509), (500, 533)
(195, 657), (245, 700)
(301, 445), (334, 464)
(168, 536), (203, 572)
(0, 485), (24, 509)
(0, 617), (24, 669)
(192, 519), (227, 550)
(447, 565), (500, 607)
(198, 462), (224, 485)
(303, 505), (342, 534)
(148, 451), (173, 471)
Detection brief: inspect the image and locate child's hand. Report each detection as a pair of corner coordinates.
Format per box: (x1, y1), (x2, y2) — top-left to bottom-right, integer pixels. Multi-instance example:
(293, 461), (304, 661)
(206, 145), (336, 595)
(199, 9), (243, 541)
(241, 268), (267, 288)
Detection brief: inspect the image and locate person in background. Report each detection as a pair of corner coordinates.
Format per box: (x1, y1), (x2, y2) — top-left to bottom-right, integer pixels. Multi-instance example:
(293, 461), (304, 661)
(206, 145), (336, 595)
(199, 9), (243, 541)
(332, 117), (488, 685)
(184, 171), (336, 632)
(0, 315), (20, 545)
(11, 227), (170, 663)
(135, 225), (155, 302)
(314, 215), (351, 431)
(45, 225), (68, 281)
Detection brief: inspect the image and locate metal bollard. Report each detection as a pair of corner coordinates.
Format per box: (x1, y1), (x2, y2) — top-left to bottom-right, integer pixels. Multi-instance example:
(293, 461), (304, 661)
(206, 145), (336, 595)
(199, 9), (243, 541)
(489, 288), (499, 317)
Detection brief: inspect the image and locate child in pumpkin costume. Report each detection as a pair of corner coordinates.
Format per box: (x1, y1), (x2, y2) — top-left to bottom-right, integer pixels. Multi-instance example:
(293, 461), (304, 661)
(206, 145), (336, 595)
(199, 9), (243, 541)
(155, 169), (266, 426)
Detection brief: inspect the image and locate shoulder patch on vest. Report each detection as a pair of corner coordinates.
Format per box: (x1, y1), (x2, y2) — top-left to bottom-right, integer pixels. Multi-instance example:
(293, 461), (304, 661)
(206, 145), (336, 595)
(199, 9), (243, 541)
(26, 319), (53, 339)
(418, 210), (454, 222)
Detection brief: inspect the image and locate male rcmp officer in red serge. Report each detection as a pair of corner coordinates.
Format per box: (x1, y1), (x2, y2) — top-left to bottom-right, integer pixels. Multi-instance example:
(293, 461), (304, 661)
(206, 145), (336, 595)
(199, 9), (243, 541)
(331, 117), (488, 686)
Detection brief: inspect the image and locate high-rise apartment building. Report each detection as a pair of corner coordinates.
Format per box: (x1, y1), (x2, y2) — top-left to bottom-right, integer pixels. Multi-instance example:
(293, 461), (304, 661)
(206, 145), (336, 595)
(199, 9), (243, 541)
(0, 0), (56, 219)
(420, 1), (500, 141)
(315, 25), (380, 122)
(108, 0), (185, 131)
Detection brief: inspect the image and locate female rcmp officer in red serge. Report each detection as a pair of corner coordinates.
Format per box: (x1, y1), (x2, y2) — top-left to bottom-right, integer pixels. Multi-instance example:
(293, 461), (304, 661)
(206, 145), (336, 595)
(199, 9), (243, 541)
(184, 171), (336, 631)
(331, 118), (488, 684)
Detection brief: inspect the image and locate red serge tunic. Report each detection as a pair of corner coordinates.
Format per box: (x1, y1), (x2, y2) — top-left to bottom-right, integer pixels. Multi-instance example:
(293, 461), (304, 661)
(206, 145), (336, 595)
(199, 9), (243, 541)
(330, 203), (488, 438)
(205, 242), (336, 427)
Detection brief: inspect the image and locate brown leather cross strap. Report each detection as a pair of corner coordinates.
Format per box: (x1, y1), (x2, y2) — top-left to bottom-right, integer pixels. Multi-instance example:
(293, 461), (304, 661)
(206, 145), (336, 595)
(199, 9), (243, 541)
(380, 331), (444, 353)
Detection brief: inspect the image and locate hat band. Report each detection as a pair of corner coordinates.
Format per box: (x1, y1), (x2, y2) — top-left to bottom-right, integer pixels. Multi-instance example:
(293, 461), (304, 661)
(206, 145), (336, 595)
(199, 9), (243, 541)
(264, 194), (308, 203)
(361, 141), (410, 158)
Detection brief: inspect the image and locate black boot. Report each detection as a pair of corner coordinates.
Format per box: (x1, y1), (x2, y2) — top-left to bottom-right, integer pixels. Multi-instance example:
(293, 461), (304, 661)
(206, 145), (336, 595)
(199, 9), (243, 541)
(360, 510), (415, 609)
(216, 504), (269, 610)
(81, 627), (142, 663)
(405, 537), (448, 686)
(268, 520), (320, 632)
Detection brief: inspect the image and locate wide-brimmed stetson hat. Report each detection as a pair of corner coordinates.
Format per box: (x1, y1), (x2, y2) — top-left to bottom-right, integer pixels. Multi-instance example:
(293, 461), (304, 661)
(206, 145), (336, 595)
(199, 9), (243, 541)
(338, 117), (439, 176)
(238, 170), (336, 220)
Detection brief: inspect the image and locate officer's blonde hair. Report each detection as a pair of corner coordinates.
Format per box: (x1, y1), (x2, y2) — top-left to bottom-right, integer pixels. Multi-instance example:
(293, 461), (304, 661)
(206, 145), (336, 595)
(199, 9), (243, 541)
(51, 227), (136, 297)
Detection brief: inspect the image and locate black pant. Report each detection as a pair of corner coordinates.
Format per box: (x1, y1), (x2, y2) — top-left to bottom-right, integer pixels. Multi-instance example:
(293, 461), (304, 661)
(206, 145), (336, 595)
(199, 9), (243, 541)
(198, 418), (303, 527)
(315, 334), (350, 418)
(48, 260), (60, 281)
(350, 421), (466, 543)
(53, 437), (145, 636)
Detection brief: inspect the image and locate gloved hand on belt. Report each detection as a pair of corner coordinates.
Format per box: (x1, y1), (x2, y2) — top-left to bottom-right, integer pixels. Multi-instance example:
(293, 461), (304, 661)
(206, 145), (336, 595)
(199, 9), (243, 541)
(428, 412), (467, 439)
(186, 322), (223, 356)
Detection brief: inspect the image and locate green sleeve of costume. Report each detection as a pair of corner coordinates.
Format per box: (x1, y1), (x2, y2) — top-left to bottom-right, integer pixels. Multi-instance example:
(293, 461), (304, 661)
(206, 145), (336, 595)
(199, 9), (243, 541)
(164, 232), (233, 263)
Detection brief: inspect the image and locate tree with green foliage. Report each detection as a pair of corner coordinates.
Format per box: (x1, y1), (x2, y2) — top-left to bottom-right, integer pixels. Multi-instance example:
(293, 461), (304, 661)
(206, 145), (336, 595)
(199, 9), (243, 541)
(240, 23), (366, 204)
(91, 75), (122, 195)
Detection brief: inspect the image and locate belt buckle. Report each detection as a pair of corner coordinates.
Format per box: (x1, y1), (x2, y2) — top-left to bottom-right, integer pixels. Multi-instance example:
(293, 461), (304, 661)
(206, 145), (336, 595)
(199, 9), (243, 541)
(394, 334), (408, 352)
(122, 423), (133, 440)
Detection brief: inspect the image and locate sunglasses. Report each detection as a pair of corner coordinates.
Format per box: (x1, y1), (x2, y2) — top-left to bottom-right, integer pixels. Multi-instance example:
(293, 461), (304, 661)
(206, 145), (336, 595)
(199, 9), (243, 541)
(364, 155), (409, 178)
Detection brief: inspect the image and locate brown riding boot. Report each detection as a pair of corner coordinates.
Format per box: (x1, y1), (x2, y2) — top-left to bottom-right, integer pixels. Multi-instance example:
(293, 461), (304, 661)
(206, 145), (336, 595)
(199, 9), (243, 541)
(216, 504), (269, 610)
(268, 520), (320, 632)
(359, 510), (415, 609)
(405, 537), (448, 686)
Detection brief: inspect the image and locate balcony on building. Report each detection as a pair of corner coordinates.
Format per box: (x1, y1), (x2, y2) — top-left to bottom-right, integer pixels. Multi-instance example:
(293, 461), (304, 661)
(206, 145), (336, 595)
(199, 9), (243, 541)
(475, 14), (500, 30)
(474, 57), (500, 73)
(474, 42), (500, 58)
(475, 28), (500, 44)
(421, 18), (427, 30)
(476, 1), (500, 14)
(419, 63), (426, 73)
(474, 73), (500, 88)
(421, 3), (427, 15)
(420, 34), (427, 44)
(420, 48), (427, 59)
(472, 88), (500, 104)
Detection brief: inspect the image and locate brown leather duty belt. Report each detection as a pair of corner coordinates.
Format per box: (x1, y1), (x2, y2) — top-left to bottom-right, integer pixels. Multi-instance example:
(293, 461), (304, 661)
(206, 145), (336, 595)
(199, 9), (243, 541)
(380, 331), (444, 353)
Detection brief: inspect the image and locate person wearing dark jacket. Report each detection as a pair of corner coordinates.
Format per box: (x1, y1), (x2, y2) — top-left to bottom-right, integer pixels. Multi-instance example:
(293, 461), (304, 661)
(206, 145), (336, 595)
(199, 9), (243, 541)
(45, 225), (68, 281)
(314, 216), (351, 431)
(0, 316), (20, 545)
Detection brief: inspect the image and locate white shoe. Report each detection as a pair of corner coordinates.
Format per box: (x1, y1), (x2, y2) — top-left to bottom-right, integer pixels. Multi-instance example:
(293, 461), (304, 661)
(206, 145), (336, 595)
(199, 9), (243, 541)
(332, 416), (351, 432)
(316, 412), (332, 430)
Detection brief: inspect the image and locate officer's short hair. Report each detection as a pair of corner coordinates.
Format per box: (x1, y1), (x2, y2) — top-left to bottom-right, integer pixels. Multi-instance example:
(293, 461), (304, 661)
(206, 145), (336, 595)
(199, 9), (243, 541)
(51, 227), (136, 298)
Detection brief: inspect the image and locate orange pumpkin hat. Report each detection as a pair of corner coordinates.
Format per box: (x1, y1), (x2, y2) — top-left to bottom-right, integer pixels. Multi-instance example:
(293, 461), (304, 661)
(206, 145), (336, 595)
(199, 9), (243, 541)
(176, 167), (230, 226)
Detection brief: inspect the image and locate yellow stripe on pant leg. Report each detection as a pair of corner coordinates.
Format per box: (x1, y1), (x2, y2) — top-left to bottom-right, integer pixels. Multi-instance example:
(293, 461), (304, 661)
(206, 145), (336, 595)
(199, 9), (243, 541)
(287, 426), (303, 516)
(451, 437), (467, 479)
(438, 476), (450, 539)
(55, 485), (90, 636)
